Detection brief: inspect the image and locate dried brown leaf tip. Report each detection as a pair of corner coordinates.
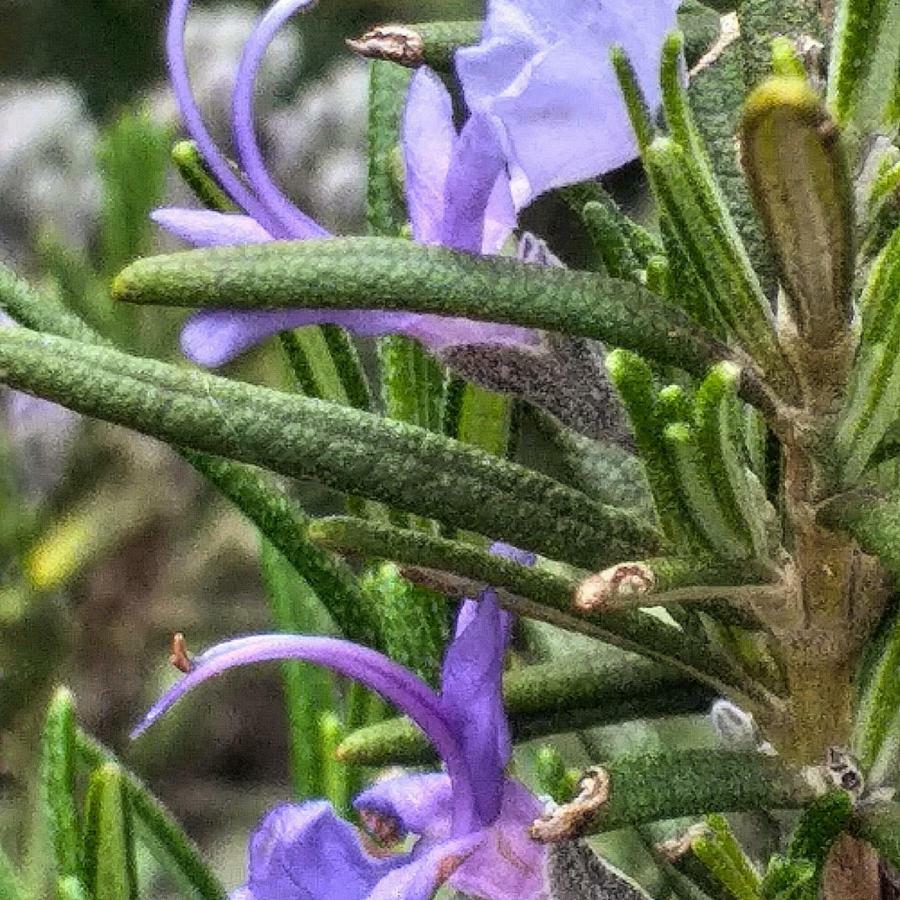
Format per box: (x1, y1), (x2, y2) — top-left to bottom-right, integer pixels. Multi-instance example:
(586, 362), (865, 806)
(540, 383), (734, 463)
(654, 824), (708, 863)
(574, 562), (654, 613)
(346, 25), (425, 68)
(530, 767), (610, 843)
(169, 632), (194, 674)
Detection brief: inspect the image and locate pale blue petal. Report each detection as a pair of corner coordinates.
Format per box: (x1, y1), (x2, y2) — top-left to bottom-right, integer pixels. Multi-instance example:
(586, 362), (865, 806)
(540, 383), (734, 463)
(152, 208), (274, 247)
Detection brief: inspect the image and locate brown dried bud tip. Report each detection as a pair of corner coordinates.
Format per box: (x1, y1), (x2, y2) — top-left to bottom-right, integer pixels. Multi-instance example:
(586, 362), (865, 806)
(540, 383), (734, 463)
(574, 563), (654, 613)
(654, 825), (709, 863)
(169, 632), (194, 674)
(530, 766), (610, 843)
(346, 25), (425, 68)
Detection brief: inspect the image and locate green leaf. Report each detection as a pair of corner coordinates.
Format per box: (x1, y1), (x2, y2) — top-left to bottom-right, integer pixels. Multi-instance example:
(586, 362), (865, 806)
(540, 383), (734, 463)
(664, 421), (752, 559)
(835, 227), (900, 485)
(692, 813), (762, 900)
(112, 237), (731, 380)
(183, 452), (383, 646)
(740, 77), (854, 348)
(83, 763), (139, 900)
(57, 876), (92, 900)
(606, 349), (698, 545)
(532, 750), (816, 839)
(761, 856), (816, 900)
(260, 539), (337, 799)
(0, 326), (657, 569)
(818, 489), (900, 579)
(689, 42), (776, 293)
(360, 563), (449, 685)
(535, 746), (582, 805)
(694, 363), (770, 558)
(452, 382), (513, 457)
(827, 0), (900, 137)
(41, 687), (82, 881)
(366, 60), (410, 238)
(0, 844), (23, 900)
(786, 790), (853, 864)
(318, 711), (350, 816)
(851, 802), (900, 871)
(737, 0), (823, 91)
(306, 515), (747, 690)
(679, 0), (723, 67)
(337, 648), (715, 766)
(641, 137), (790, 390)
(76, 731), (227, 900)
(853, 606), (900, 770)
(171, 141), (237, 214)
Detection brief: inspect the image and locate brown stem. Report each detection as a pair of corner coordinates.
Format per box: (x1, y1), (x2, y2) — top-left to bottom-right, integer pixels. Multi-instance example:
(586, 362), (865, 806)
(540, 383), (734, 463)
(823, 835), (882, 900)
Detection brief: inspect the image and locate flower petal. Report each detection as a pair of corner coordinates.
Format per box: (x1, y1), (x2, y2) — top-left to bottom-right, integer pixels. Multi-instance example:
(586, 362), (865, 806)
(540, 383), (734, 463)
(354, 773), (452, 842)
(440, 590), (509, 826)
(449, 779), (547, 900)
(456, 0), (680, 208)
(166, 0), (284, 234)
(440, 113), (510, 254)
(152, 208), (273, 247)
(238, 801), (402, 899)
(402, 68), (455, 246)
(180, 309), (423, 367)
(132, 634), (479, 834)
(404, 314), (538, 352)
(368, 834), (481, 900)
(231, 0), (329, 239)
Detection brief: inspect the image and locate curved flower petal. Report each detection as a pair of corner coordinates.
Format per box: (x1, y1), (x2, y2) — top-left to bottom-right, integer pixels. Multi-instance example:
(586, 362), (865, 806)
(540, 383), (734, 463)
(132, 634), (479, 834)
(488, 541), (536, 568)
(231, 0), (329, 239)
(238, 801), (402, 899)
(449, 779), (546, 900)
(440, 590), (509, 826)
(152, 208), (274, 247)
(180, 309), (423, 367)
(167, 0), (284, 235)
(354, 773), (452, 842)
(368, 834), (481, 900)
(402, 68), (456, 246)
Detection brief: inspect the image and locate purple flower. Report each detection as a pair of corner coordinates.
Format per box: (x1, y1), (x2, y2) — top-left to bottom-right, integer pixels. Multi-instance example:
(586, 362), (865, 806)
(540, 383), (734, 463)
(133, 542), (545, 900)
(455, 0), (681, 209)
(157, 0), (535, 369)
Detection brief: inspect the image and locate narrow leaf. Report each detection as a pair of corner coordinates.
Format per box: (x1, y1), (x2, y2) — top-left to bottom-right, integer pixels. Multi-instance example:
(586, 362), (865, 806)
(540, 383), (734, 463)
(0, 844), (23, 900)
(664, 421), (752, 559)
(827, 0), (900, 136)
(83, 764), (139, 900)
(75, 730), (227, 900)
(260, 539), (337, 799)
(851, 802), (900, 871)
(0, 327), (658, 569)
(112, 237), (732, 379)
(184, 451), (382, 645)
(531, 750), (816, 839)
(306, 515), (741, 690)
(818, 489), (900, 579)
(692, 814), (761, 900)
(740, 76), (854, 348)
(854, 607), (900, 770)
(57, 876), (91, 900)
(41, 687), (82, 881)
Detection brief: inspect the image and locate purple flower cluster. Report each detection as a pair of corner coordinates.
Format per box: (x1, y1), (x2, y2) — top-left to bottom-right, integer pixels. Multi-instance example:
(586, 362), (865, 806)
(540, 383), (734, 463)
(135, 546), (546, 899)
(156, 0), (678, 369)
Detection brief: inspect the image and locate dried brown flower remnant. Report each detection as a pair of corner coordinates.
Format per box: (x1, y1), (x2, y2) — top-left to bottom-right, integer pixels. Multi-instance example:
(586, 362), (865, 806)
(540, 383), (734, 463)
(169, 632), (194, 674)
